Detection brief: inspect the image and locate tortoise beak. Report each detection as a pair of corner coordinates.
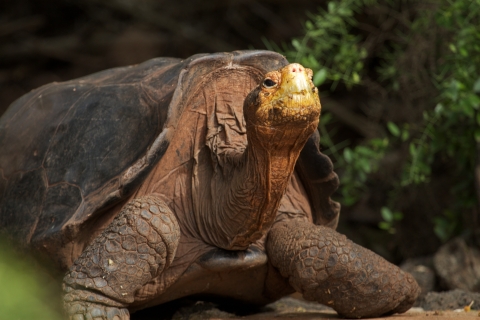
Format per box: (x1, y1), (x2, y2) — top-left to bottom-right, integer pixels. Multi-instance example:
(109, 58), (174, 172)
(276, 63), (318, 109)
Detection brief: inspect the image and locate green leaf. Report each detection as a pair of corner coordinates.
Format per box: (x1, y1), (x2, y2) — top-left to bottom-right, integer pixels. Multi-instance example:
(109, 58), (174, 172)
(387, 122), (401, 137)
(473, 78), (480, 93)
(475, 129), (480, 143)
(358, 159), (371, 173)
(356, 146), (374, 156)
(470, 94), (480, 109)
(434, 103), (444, 114)
(352, 72), (360, 83)
(379, 221), (391, 230)
(381, 207), (393, 222)
(393, 212), (403, 221)
(328, 2), (336, 13)
(292, 39), (301, 50)
(344, 147), (353, 163)
(409, 143), (417, 156)
(313, 68), (328, 86)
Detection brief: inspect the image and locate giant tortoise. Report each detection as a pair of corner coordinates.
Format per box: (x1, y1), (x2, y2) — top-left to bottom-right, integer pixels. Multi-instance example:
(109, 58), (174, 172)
(0, 50), (419, 319)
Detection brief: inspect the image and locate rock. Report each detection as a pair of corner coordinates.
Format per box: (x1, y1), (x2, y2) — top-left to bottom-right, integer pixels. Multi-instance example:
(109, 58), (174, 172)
(265, 296), (334, 313)
(434, 237), (480, 292)
(172, 301), (235, 320)
(418, 289), (480, 311)
(401, 256), (436, 299)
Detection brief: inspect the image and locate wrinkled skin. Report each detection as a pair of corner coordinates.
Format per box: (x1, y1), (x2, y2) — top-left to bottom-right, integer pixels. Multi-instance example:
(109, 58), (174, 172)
(0, 55), (419, 319)
(61, 63), (419, 319)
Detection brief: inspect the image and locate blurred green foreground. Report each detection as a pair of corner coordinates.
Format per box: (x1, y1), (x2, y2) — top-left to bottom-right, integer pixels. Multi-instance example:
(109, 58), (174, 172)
(0, 240), (62, 320)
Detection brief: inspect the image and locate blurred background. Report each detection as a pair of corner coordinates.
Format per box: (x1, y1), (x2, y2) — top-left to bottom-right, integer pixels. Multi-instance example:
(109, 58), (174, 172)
(1, 0), (480, 316)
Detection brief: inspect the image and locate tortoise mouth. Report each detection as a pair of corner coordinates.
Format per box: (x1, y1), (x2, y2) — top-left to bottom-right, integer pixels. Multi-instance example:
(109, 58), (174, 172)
(274, 63), (315, 100)
(260, 101), (320, 127)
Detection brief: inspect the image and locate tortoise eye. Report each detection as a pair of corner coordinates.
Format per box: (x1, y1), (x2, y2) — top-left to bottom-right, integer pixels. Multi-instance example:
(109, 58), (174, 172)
(263, 78), (277, 88)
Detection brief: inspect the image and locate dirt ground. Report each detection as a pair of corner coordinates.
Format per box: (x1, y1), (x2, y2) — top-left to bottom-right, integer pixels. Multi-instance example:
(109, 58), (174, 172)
(243, 307), (480, 320)
(129, 292), (480, 320)
(248, 296), (480, 320)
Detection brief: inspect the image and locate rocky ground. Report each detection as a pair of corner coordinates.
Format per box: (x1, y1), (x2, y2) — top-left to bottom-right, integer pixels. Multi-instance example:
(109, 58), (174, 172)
(130, 293), (480, 320)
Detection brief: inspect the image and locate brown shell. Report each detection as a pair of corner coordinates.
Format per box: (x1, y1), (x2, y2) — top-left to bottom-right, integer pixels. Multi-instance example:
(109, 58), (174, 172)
(0, 50), (339, 256)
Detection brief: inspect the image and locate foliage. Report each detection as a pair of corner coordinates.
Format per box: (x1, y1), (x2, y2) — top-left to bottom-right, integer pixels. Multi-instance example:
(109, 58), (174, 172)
(272, 0), (480, 242)
(379, 207), (403, 234)
(433, 210), (461, 243)
(0, 240), (62, 320)
(267, 0), (382, 208)
(339, 138), (388, 206)
(265, 0), (372, 89)
(402, 0), (480, 240)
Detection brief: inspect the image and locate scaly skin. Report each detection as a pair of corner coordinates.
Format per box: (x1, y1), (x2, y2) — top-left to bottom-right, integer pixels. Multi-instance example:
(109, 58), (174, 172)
(215, 63), (321, 250)
(60, 63), (417, 319)
(267, 219), (420, 318)
(63, 195), (180, 320)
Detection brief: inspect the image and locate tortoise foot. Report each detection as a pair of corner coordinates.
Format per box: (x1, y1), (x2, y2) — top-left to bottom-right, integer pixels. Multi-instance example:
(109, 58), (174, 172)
(65, 300), (129, 320)
(63, 195), (180, 319)
(267, 219), (420, 318)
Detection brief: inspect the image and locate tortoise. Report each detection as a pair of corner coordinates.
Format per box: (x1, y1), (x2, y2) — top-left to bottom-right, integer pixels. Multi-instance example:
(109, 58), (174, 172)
(0, 50), (419, 319)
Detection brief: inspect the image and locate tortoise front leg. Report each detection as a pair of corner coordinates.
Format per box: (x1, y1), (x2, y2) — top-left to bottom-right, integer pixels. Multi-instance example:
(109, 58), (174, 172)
(63, 195), (180, 320)
(266, 219), (420, 318)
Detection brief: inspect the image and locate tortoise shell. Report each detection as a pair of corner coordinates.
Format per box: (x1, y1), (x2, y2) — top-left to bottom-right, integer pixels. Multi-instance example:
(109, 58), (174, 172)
(0, 50), (339, 268)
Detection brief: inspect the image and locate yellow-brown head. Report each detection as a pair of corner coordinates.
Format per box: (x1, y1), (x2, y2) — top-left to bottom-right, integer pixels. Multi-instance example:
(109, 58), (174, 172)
(244, 63), (321, 128)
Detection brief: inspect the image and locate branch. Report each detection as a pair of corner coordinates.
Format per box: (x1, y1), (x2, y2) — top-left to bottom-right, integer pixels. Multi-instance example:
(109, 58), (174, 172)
(322, 97), (385, 139)
(475, 141), (480, 221)
(0, 16), (45, 38)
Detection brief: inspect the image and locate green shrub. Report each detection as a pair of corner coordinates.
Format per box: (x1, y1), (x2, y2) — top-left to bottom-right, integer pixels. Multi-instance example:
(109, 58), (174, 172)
(269, 0), (480, 242)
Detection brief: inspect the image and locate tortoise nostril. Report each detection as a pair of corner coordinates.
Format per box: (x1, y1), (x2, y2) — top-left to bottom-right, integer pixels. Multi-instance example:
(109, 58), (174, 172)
(290, 64), (304, 73)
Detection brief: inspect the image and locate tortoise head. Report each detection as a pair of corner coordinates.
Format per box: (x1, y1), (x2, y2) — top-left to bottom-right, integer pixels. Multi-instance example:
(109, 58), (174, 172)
(244, 63), (321, 129)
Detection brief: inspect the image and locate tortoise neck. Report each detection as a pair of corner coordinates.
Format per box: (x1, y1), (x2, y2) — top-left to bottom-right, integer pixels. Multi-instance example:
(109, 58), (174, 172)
(216, 123), (316, 250)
